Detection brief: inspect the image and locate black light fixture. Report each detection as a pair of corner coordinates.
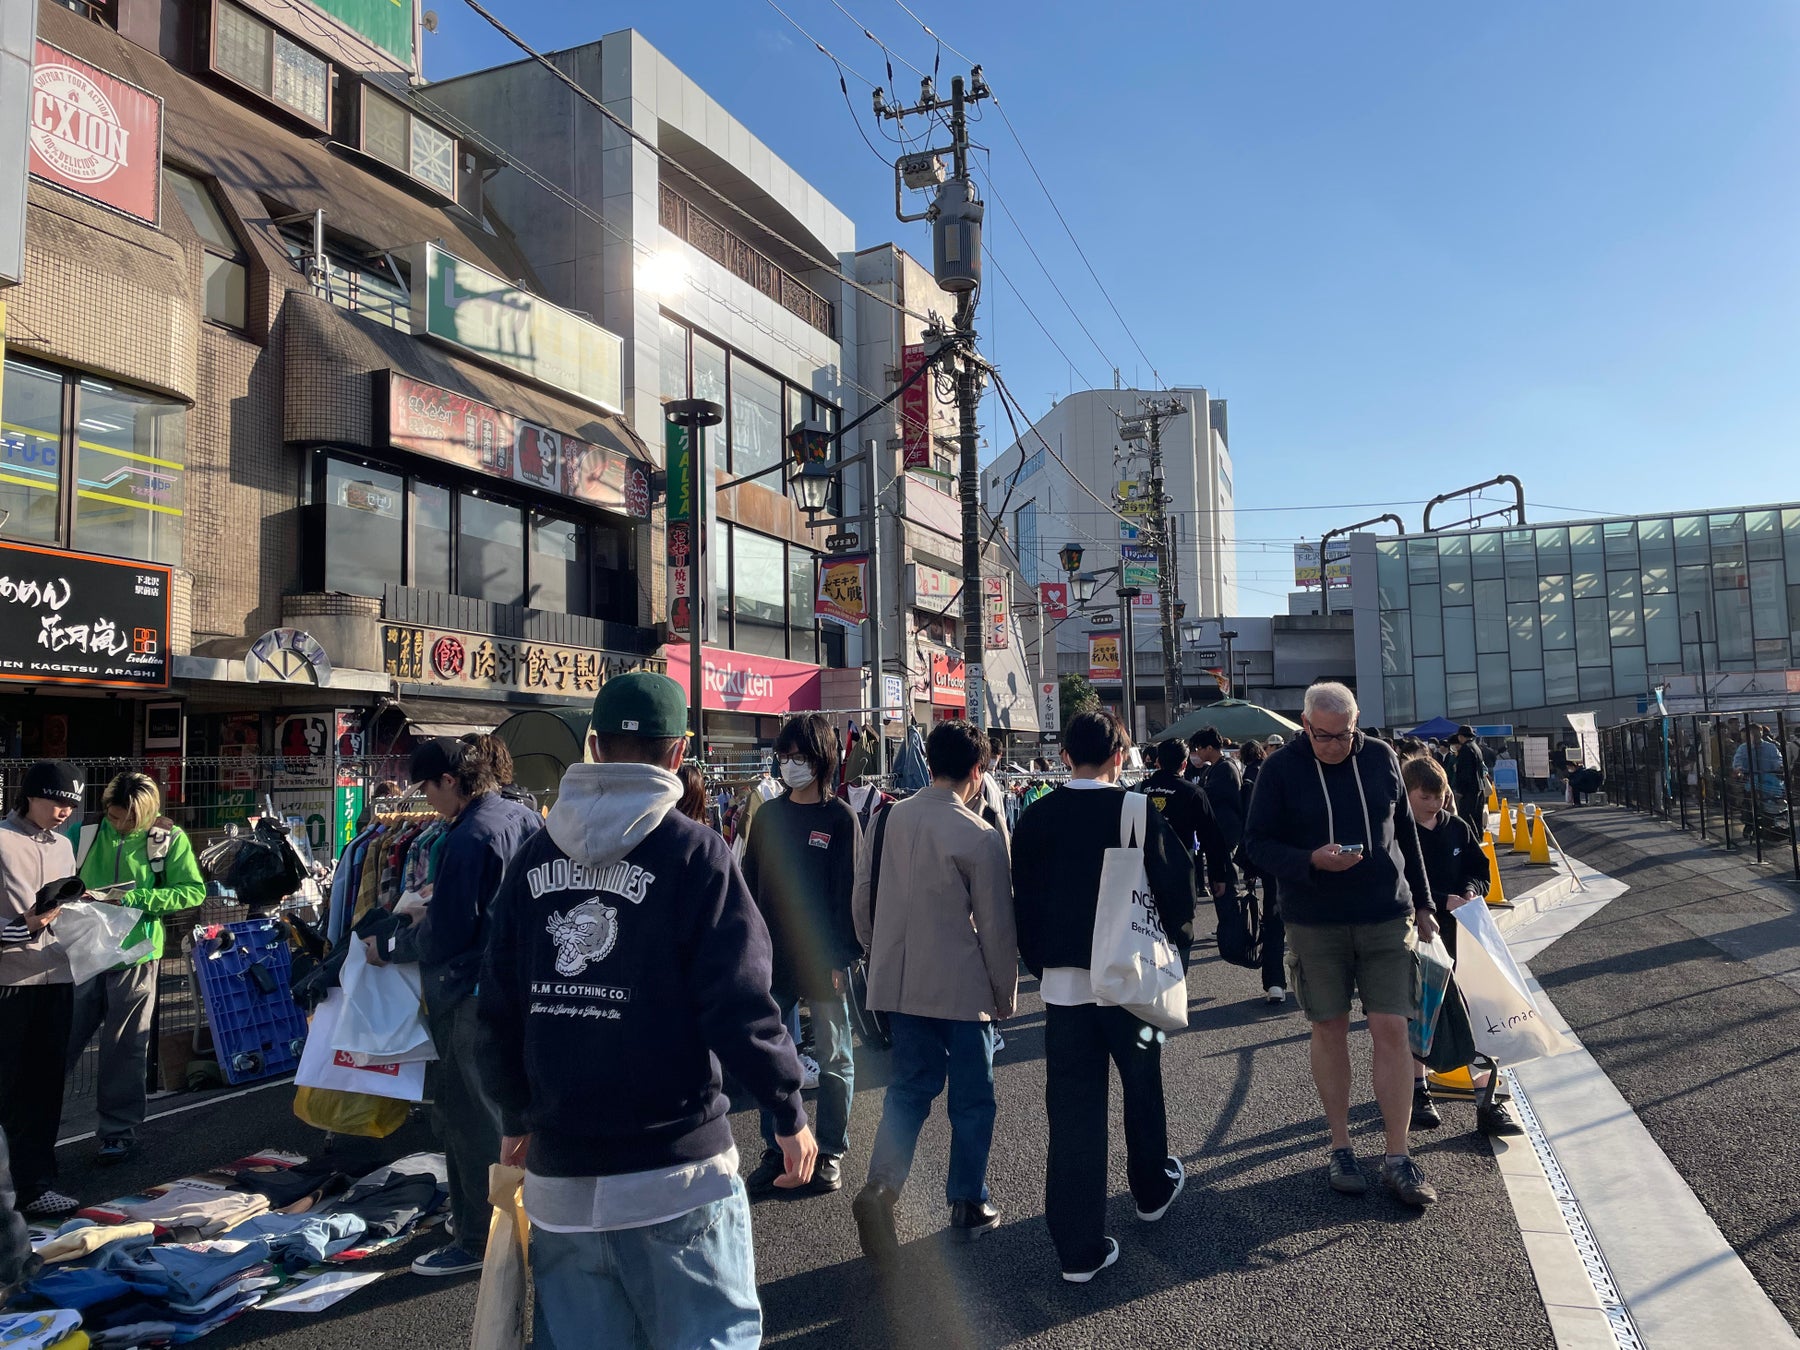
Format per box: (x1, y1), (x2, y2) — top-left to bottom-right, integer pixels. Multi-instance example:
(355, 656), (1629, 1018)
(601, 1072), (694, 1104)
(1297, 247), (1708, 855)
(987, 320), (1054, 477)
(1058, 542), (1085, 576)
(786, 420), (835, 515)
(1173, 601), (1186, 623)
(1072, 571), (1099, 606)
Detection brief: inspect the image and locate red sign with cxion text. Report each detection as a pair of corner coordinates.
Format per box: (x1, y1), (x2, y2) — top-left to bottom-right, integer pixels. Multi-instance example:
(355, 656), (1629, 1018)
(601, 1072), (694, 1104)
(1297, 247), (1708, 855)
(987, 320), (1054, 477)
(29, 41), (164, 226)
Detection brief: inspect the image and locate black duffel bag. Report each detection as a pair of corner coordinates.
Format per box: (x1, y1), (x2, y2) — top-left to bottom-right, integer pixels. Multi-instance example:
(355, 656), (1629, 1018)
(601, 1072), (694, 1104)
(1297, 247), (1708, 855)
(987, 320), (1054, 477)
(225, 818), (308, 911)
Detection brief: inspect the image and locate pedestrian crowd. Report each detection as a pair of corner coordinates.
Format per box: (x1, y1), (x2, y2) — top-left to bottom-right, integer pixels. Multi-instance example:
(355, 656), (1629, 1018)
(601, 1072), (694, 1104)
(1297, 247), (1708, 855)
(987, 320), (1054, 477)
(0, 673), (1531, 1346)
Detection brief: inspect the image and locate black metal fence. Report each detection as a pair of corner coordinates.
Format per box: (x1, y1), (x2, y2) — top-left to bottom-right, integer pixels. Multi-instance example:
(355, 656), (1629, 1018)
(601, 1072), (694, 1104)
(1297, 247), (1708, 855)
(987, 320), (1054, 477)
(1598, 710), (1800, 881)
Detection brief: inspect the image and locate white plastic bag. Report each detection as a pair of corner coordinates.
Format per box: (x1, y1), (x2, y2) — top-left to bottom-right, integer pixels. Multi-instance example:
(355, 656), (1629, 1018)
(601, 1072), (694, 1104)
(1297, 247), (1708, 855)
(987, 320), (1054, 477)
(335, 936), (435, 1065)
(1456, 896), (1575, 1064)
(470, 1165), (529, 1350)
(56, 901), (152, 984)
(1090, 793), (1188, 1031)
(296, 988), (427, 1102)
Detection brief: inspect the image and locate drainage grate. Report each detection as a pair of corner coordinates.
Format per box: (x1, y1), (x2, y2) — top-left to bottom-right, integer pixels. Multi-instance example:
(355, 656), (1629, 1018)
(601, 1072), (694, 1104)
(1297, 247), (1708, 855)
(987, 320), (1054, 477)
(1506, 1069), (1645, 1350)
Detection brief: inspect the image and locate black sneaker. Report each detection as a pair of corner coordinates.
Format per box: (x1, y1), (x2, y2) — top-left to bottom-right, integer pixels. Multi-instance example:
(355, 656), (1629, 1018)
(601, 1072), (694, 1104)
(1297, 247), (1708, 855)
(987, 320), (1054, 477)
(1327, 1147), (1368, 1196)
(806, 1154), (844, 1194)
(1061, 1236), (1120, 1284)
(853, 1182), (900, 1262)
(744, 1150), (786, 1195)
(1135, 1157), (1186, 1221)
(96, 1137), (136, 1166)
(949, 1198), (1001, 1240)
(1410, 1082), (1442, 1131)
(1381, 1155), (1439, 1207)
(1478, 1101), (1526, 1137)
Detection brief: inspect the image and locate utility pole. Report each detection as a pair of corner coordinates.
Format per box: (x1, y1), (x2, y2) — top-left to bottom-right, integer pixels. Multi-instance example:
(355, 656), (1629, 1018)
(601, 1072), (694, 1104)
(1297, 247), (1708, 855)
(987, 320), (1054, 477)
(1118, 397), (1187, 727)
(876, 66), (990, 725)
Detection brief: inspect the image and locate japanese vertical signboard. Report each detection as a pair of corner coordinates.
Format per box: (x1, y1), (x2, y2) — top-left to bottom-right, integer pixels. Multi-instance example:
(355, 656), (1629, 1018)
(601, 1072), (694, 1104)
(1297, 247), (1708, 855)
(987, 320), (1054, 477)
(1088, 632), (1122, 685)
(815, 553), (869, 628)
(1037, 679), (1061, 736)
(1121, 545), (1159, 590)
(900, 343), (931, 468)
(665, 422), (694, 638)
(29, 42), (164, 226)
(984, 576), (1009, 650)
(1038, 581), (1069, 620)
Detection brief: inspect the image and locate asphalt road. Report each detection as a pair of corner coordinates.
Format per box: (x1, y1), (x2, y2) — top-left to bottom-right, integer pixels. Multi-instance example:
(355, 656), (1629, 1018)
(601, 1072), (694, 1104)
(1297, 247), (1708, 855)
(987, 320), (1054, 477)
(1530, 806), (1800, 1327)
(45, 935), (1554, 1350)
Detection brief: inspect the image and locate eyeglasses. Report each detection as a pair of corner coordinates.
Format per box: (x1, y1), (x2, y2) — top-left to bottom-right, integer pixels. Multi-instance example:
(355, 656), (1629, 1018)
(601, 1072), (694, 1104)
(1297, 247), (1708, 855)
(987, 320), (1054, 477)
(1307, 727), (1354, 744)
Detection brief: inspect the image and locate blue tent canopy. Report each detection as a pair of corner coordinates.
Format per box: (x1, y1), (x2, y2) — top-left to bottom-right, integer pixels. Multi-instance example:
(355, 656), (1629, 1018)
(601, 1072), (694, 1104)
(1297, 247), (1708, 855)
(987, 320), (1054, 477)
(1408, 715), (1461, 739)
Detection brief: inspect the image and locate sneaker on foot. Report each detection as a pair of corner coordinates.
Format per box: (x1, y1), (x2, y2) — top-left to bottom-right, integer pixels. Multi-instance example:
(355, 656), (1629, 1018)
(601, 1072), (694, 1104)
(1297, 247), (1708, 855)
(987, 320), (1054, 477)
(1410, 1082), (1442, 1131)
(1061, 1236), (1119, 1284)
(1136, 1157), (1186, 1221)
(23, 1189), (78, 1219)
(949, 1198), (1001, 1240)
(745, 1149), (787, 1194)
(852, 1183), (900, 1262)
(96, 1137), (135, 1166)
(798, 1052), (821, 1091)
(1327, 1148), (1368, 1196)
(1478, 1100), (1526, 1137)
(805, 1154), (844, 1194)
(1381, 1156), (1439, 1207)
(1264, 985), (1286, 1004)
(411, 1243), (483, 1276)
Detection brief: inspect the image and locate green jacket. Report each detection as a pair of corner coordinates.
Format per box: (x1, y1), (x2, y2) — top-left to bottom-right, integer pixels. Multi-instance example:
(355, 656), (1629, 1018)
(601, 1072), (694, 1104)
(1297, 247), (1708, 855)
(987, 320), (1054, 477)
(78, 821), (207, 965)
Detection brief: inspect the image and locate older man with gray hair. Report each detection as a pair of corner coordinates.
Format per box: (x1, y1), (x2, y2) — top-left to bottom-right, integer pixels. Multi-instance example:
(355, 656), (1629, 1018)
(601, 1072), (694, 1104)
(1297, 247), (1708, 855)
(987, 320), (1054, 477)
(1244, 682), (1439, 1207)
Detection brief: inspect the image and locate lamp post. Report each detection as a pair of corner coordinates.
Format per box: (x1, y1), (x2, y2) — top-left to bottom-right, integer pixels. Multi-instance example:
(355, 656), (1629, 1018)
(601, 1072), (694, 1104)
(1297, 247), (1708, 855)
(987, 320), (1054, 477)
(1061, 543), (1137, 736)
(1220, 629), (1238, 700)
(1237, 656), (1251, 702)
(664, 398), (723, 752)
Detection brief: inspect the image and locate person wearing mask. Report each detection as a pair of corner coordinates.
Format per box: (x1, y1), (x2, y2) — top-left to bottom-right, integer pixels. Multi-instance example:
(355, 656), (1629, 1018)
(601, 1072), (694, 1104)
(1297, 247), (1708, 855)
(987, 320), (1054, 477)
(1236, 740), (1287, 1004)
(366, 735), (542, 1276)
(478, 673), (814, 1349)
(1012, 711), (1196, 1283)
(1244, 683), (1439, 1207)
(69, 773), (206, 1166)
(1187, 728), (1244, 887)
(741, 713), (862, 1196)
(0, 762), (85, 1218)
(850, 720), (1016, 1261)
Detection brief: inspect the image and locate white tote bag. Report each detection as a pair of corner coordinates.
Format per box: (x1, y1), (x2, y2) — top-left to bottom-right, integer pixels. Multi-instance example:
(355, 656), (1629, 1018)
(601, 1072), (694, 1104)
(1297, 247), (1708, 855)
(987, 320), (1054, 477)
(1456, 897), (1575, 1064)
(334, 938), (436, 1066)
(1089, 792), (1188, 1031)
(296, 988), (427, 1102)
(56, 902), (153, 985)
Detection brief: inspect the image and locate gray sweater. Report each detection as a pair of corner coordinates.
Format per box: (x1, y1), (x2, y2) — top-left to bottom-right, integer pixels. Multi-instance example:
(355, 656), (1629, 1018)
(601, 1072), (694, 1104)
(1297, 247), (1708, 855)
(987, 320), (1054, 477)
(0, 813), (77, 986)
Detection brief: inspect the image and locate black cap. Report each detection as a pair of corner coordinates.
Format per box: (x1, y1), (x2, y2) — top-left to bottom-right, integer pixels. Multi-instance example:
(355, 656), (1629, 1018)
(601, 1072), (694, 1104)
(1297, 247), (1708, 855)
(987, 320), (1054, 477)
(1456, 725), (1477, 741)
(408, 738), (461, 785)
(21, 760), (83, 806)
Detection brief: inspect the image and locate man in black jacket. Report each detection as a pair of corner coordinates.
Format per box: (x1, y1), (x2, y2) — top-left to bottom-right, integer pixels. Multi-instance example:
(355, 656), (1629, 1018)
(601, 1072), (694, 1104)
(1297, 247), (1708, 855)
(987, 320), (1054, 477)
(1244, 682), (1440, 1209)
(1013, 710), (1196, 1284)
(1450, 726), (1491, 831)
(1187, 728), (1244, 883)
(478, 673), (816, 1350)
(1140, 739), (1232, 900)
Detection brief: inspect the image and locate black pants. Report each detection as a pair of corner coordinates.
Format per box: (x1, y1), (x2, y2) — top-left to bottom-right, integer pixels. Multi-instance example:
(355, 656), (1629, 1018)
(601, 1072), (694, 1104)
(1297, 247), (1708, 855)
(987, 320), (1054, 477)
(1256, 875), (1286, 991)
(1455, 791), (1486, 834)
(0, 982), (74, 1206)
(1044, 1002), (1174, 1272)
(425, 996), (501, 1256)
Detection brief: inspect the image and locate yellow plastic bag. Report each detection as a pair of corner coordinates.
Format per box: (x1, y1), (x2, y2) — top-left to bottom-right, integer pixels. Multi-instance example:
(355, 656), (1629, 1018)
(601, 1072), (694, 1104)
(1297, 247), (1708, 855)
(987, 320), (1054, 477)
(470, 1165), (529, 1350)
(292, 1085), (409, 1138)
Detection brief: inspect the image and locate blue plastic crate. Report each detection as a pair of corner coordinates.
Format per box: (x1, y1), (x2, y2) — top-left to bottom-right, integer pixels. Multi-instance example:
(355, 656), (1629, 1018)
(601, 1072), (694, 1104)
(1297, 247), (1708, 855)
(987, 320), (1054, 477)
(191, 919), (309, 1085)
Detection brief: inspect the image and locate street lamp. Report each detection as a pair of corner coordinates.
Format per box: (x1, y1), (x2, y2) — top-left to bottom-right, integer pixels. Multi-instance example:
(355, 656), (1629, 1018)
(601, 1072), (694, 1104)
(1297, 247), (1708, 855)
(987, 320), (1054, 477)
(1061, 542), (1137, 732)
(1072, 571), (1099, 606)
(1058, 542), (1085, 576)
(786, 419), (836, 515)
(664, 398), (724, 751)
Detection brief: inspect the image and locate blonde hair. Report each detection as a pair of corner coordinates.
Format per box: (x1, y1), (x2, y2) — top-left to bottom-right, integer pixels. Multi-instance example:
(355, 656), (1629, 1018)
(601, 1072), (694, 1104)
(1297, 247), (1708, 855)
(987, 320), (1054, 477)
(101, 772), (161, 835)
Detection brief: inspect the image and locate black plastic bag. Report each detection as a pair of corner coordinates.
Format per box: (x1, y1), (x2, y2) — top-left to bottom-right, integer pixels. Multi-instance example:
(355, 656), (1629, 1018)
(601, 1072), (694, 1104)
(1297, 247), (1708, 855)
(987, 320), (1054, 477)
(1214, 888), (1263, 969)
(224, 819), (307, 910)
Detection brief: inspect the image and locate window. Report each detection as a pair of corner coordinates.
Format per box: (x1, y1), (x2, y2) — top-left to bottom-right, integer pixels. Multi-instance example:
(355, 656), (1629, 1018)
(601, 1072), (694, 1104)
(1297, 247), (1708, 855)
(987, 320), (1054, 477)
(457, 494), (525, 607)
(412, 482), (452, 593)
(1506, 602), (1540, 669)
(1539, 575), (1573, 650)
(73, 378), (187, 567)
(1473, 578), (1507, 653)
(1444, 605), (1476, 672)
(1574, 597), (1609, 668)
(1413, 656), (1447, 721)
(659, 315), (689, 402)
(1376, 542), (1406, 610)
(360, 88), (457, 197)
(1383, 676), (1414, 724)
(1544, 649), (1578, 704)
(733, 528), (787, 658)
(529, 513), (588, 615)
(788, 546), (817, 664)
(211, 2), (330, 129)
(1446, 672), (1479, 719)
(1014, 500), (1039, 585)
(0, 359), (65, 545)
(281, 233), (409, 329)
(1379, 610), (1411, 677)
(712, 521), (732, 648)
(324, 459), (403, 595)
(693, 334), (726, 410)
(165, 169), (247, 328)
(729, 360), (783, 481)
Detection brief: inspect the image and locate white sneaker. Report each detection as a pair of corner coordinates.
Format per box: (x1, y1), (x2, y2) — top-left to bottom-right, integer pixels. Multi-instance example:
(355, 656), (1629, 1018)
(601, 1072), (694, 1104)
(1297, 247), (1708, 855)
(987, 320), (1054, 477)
(1264, 985), (1286, 1004)
(798, 1052), (821, 1090)
(1061, 1236), (1120, 1283)
(1136, 1158), (1186, 1221)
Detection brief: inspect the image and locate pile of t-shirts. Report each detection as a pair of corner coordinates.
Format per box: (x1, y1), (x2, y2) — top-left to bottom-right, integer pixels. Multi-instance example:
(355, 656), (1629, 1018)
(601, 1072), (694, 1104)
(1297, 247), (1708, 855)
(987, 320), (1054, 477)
(7, 1151), (448, 1344)
(0, 1307), (85, 1349)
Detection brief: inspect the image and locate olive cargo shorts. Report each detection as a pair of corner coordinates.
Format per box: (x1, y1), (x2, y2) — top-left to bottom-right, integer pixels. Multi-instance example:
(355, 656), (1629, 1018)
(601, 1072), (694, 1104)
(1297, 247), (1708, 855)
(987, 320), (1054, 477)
(1284, 915), (1417, 1022)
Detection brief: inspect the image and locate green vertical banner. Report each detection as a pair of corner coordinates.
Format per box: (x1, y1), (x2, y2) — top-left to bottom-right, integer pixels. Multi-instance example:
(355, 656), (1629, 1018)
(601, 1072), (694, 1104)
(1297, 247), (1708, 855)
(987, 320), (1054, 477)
(666, 423), (694, 638)
(334, 786), (365, 857)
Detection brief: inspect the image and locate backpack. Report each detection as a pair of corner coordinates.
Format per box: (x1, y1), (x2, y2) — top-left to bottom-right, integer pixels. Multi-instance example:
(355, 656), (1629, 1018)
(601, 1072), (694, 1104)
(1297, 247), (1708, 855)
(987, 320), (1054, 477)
(845, 805), (894, 1051)
(1214, 886), (1263, 969)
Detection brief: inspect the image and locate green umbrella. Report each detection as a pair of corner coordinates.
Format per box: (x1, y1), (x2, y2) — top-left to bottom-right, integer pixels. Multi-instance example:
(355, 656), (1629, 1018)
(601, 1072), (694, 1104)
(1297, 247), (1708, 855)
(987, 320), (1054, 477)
(493, 707), (592, 807)
(1156, 699), (1301, 746)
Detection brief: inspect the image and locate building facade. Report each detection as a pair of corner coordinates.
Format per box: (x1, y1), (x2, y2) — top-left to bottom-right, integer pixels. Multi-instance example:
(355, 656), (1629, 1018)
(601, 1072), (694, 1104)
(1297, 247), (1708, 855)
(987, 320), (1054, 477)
(1352, 503), (1800, 731)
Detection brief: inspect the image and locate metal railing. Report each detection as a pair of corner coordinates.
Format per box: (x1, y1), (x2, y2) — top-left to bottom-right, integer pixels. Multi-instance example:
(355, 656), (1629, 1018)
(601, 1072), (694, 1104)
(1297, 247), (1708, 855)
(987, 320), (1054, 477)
(659, 184), (836, 337)
(1598, 710), (1800, 880)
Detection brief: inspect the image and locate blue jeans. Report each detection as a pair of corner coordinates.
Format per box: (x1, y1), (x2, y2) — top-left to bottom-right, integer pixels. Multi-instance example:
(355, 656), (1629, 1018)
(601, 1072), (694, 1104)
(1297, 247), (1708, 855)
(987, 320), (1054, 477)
(529, 1177), (760, 1350)
(866, 1012), (996, 1204)
(761, 992), (854, 1158)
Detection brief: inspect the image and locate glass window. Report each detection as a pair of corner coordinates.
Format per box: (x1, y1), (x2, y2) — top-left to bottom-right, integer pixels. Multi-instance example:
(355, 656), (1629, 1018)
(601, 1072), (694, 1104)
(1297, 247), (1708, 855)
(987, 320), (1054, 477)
(1544, 649), (1578, 704)
(0, 359), (64, 544)
(1612, 645), (1646, 693)
(1747, 510), (1782, 561)
(74, 377), (186, 567)
(1446, 671), (1479, 718)
(412, 482), (452, 592)
(1603, 520), (1638, 568)
(1383, 676), (1414, 725)
(1505, 551), (1537, 603)
(1572, 569), (1603, 599)
(1574, 597), (1610, 668)
(1507, 601), (1541, 668)
(1413, 656), (1447, 721)
(1439, 534), (1470, 599)
(1474, 578), (1507, 653)
(324, 458), (403, 596)
(729, 360), (783, 481)
(591, 520), (634, 625)
(1534, 526), (1569, 574)
(712, 521), (732, 648)
(1512, 668), (1546, 711)
(1376, 542), (1406, 610)
(1444, 606), (1476, 673)
(1406, 537), (1439, 587)
(1715, 588), (1751, 663)
(457, 493), (524, 607)
(1411, 582), (1442, 657)
(733, 528), (787, 657)
(166, 169), (247, 328)
(1014, 500), (1039, 585)
(363, 89), (408, 172)
(1642, 563), (1673, 594)
(1570, 523), (1602, 559)
(213, 3), (329, 128)
(1577, 667), (1612, 702)
(1639, 517), (1672, 553)
(410, 117), (455, 197)
(692, 335), (726, 416)
(659, 315), (689, 403)
(1608, 571), (1642, 643)
(1673, 515), (1707, 563)
(1478, 661), (1510, 714)
(1539, 574), (1573, 650)
(360, 90), (454, 195)
(1751, 559), (1787, 638)
(1380, 611), (1411, 677)
(1470, 532), (1502, 580)
(1644, 591), (1681, 666)
(213, 1), (270, 95)
(529, 513), (588, 615)
(788, 546), (817, 664)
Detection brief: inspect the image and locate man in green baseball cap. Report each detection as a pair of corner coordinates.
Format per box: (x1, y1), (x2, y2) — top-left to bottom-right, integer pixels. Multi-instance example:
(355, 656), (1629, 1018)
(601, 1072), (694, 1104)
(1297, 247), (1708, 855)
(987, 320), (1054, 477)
(476, 668), (817, 1348)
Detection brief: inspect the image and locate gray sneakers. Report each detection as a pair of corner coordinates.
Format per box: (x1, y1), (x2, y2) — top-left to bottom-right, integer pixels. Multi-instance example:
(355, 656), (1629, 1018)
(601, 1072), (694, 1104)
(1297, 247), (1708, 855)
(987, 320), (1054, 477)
(1327, 1147), (1368, 1195)
(1381, 1155), (1439, 1207)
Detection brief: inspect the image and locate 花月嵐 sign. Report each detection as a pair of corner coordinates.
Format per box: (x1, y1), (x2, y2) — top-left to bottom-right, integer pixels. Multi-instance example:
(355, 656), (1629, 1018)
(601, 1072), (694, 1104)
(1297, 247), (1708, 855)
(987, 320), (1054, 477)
(0, 542), (169, 688)
(29, 42), (164, 226)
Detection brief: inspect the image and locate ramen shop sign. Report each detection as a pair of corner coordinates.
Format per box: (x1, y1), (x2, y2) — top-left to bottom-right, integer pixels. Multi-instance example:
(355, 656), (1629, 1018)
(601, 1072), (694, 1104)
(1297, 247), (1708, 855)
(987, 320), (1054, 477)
(28, 42), (164, 227)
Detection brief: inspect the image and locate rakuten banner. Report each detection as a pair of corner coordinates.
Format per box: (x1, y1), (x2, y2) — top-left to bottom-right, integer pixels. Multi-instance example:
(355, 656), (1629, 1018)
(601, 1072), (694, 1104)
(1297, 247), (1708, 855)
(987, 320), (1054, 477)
(660, 644), (822, 716)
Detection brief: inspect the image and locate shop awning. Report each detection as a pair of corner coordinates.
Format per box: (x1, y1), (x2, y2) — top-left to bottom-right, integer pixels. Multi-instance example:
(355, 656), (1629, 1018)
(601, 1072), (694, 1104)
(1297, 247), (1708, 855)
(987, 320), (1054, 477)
(406, 720), (500, 738)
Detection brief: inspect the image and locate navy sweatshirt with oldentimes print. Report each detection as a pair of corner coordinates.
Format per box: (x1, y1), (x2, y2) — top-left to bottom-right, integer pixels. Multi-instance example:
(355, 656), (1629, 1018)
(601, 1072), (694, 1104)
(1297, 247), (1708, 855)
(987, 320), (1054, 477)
(476, 762), (807, 1179)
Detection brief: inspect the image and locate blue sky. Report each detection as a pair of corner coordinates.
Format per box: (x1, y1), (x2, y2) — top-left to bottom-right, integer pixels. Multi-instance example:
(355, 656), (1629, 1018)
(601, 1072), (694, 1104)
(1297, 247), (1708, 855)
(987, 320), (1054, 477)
(425, 1), (1800, 615)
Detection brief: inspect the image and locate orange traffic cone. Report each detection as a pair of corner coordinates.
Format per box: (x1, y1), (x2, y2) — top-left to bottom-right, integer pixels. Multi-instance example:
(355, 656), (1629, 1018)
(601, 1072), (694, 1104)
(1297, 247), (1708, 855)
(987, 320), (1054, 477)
(1531, 809), (1552, 864)
(1512, 803), (1533, 853)
(1487, 783), (1500, 814)
(1483, 834), (1507, 907)
(1496, 798), (1514, 845)
(1428, 1065), (1477, 1097)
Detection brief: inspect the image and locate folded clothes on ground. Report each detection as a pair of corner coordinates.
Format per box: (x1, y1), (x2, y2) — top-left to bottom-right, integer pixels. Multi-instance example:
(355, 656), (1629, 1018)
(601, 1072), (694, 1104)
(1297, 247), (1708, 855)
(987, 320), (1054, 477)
(0, 1309), (82, 1349)
(319, 1153), (447, 1241)
(33, 1223), (156, 1265)
(233, 1212), (367, 1267)
(198, 1153), (350, 1213)
(78, 1180), (269, 1242)
(100, 1237), (272, 1306)
(16, 1270), (132, 1313)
